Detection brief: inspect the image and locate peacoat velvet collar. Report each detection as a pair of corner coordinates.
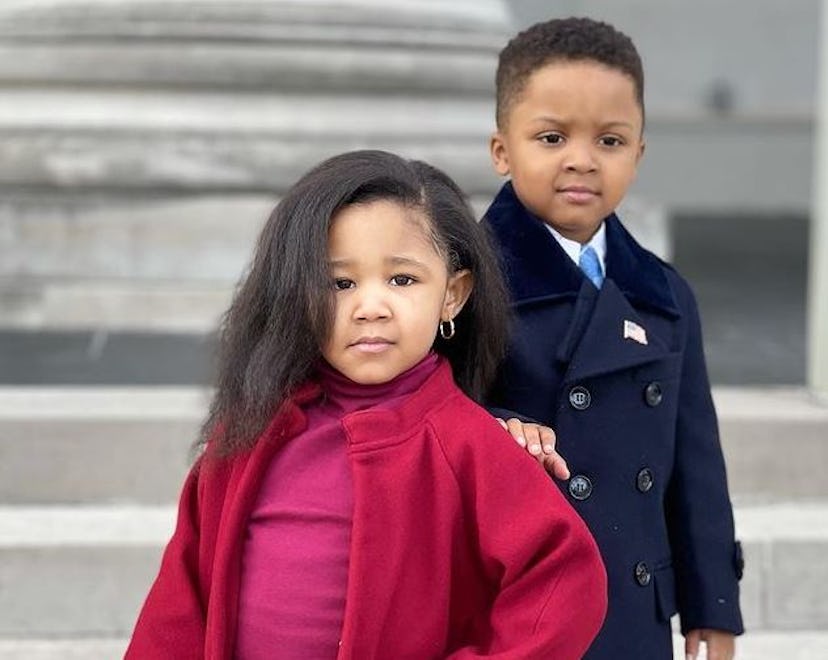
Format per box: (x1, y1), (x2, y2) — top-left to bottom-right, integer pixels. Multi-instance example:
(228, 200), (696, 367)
(483, 182), (680, 318)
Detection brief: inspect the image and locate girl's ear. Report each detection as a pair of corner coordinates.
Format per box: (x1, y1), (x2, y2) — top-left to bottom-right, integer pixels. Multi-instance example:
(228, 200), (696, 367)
(442, 269), (473, 321)
(489, 132), (511, 176)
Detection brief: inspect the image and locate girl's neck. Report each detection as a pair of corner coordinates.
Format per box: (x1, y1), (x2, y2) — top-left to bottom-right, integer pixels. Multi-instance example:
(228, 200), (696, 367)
(315, 352), (440, 416)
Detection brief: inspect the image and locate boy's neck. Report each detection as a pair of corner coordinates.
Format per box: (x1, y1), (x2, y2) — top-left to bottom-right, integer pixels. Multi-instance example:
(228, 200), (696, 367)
(545, 222), (607, 270)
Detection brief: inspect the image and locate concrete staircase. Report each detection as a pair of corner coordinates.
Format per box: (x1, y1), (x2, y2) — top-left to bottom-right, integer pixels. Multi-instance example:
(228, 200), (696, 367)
(0, 387), (826, 659)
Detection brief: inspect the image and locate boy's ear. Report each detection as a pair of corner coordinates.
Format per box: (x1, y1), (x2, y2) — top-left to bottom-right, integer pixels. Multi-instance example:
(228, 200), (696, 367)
(443, 269), (473, 320)
(489, 132), (511, 176)
(637, 138), (646, 164)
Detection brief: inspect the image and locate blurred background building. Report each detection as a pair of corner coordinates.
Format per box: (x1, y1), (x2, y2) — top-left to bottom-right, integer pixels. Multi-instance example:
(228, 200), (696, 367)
(0, 0), (826, 658)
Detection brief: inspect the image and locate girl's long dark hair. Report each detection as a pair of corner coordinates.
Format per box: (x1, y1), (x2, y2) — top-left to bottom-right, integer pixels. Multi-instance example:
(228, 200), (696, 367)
(201, 150), (509, 455)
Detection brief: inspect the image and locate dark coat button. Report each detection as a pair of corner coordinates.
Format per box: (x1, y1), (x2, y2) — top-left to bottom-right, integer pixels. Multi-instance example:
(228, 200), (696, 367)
(636, 468), (654, 493)
(634, 561), (651, 587)
(644, 381), (663, 407)
(568, 475), (593, 501)
(569, 386), (591, 410)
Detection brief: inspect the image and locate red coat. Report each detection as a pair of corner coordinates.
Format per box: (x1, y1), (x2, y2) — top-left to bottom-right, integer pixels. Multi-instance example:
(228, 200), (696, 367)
(126, 360), (607, 659)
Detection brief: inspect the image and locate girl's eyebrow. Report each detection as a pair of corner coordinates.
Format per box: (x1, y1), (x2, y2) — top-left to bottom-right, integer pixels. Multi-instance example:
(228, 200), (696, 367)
(328, 256), (430, 269)
(387, 256), (429, 269)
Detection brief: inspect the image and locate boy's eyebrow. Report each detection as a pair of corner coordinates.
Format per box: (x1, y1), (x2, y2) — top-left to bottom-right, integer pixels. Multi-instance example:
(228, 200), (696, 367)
(530, 115), (636, 130)
(601, 120), (636, 130)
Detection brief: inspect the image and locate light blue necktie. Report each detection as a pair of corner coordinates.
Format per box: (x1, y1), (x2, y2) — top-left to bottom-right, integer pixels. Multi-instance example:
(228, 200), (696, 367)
(578, 245), (604, 289)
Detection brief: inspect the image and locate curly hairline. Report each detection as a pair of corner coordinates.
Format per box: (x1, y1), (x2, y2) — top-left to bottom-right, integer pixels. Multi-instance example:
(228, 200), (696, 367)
(495, 17), (645, 129)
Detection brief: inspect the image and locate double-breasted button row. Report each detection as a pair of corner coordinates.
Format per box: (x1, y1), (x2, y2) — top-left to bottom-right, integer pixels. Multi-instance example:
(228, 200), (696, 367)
(568, 382), (663, 411)
(568, 469), (654, 501)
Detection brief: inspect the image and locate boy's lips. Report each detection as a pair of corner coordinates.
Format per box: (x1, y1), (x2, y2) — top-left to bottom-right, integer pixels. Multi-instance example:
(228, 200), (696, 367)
(558, 185), (599, 204)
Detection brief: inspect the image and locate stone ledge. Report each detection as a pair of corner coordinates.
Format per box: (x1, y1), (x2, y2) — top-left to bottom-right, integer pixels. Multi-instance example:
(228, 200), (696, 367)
(0, 504), (825, 635)
(1, 634), (827, 660)
(671, 632), (828, 660)
(0, 506), (175, 548)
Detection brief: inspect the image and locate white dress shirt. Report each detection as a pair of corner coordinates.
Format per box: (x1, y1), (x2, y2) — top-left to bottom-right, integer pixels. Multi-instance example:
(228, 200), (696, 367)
(545, 222), (607, 277)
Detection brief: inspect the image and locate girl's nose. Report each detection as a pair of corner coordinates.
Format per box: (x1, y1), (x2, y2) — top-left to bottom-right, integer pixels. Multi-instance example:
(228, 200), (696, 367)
(354, 285), (391, 321)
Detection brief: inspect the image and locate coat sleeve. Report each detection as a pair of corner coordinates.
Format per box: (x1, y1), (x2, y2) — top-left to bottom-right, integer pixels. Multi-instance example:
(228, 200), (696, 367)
(439, 415), (607, 659)
(124, 460), (208, 659)
(666, 281), (744, 635)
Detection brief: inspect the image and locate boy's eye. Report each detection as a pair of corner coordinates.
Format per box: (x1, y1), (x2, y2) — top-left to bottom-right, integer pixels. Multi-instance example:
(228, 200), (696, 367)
(333, 278), (354, 290)
(599, 136), (624, 147)
(390, 274), (415, 286)
(539, 133), (564, 145)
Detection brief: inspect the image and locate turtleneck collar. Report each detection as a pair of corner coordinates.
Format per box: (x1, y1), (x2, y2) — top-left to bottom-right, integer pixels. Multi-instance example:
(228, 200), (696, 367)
(314, 352), (441, 417)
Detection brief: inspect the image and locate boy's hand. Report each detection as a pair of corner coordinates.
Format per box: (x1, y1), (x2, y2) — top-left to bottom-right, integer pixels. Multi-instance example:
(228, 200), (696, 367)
(685, 629), (735, 660)
(497, 418), (570, 480)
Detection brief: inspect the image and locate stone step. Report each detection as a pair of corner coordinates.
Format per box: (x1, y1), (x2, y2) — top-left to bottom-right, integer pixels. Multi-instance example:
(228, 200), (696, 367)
(2, 631), (827, 660)
(0, 503), (825, 637)
(1, 386), (826, 504)
(0, 506), (172, 638)
(716, 387), (828, 504)
(0, 388), (204, 505)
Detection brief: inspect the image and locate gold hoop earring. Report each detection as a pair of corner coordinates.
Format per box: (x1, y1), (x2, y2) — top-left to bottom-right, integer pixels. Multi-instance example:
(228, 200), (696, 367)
(439, 319), (455, 340)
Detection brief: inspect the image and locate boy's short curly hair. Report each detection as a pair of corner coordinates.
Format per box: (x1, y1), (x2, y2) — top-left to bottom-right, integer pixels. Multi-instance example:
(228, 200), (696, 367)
(495, 17), (644, 128)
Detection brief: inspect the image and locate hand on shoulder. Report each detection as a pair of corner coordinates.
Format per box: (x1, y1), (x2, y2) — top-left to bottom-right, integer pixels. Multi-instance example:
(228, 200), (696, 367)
(496, 417), (570, 480)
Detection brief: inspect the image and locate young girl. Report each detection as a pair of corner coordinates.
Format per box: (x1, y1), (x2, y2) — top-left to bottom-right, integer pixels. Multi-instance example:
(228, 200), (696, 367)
(126, 150), (607, 659)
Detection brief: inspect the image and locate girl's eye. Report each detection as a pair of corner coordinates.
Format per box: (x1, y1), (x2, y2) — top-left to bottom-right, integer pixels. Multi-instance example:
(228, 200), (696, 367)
(333, 278), (354, 290)
(539, 133), (564, 145)
(599, 136), (624, 147)
(390, 275), (415, 286)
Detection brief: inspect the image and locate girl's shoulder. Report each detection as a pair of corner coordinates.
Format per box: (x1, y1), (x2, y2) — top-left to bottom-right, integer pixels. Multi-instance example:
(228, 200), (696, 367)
(425, 385), (521, 458)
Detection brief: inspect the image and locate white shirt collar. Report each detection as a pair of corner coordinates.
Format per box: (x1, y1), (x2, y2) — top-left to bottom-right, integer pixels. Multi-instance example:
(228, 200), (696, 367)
(545, 222), (607, 274)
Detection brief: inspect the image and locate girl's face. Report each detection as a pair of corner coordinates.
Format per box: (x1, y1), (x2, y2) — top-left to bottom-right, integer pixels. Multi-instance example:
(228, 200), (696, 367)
(322, 199), (471, 385)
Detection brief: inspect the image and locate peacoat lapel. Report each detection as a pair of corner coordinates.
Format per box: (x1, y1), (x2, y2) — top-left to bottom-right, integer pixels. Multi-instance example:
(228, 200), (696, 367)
(561, 278), (671, 385)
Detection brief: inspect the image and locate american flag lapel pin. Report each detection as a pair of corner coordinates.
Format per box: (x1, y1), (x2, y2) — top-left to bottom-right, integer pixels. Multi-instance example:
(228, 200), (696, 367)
(623, 319), (648, 345)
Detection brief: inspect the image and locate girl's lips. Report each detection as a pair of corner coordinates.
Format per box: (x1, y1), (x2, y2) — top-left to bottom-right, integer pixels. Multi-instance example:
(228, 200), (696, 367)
(350, 338), (393, 354)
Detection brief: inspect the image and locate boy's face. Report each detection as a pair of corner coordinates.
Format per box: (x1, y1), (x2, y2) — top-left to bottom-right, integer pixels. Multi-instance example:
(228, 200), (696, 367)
(490, 60), (645, 243)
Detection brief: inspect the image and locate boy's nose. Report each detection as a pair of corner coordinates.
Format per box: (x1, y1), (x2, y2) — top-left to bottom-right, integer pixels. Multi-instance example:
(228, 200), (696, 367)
(563, 143), (597, 173)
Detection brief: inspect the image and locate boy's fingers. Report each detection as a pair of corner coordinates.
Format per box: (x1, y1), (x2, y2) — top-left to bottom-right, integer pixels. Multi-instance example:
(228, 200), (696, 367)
(504, 418), (527, 448)
(684, 629), (701, 660)
(538, 425), (557, 454)
(522, 423), (544, 456)
(495, 417), (508, 431)
(704, 630), (735, 660)
(543, 452), (570, 480)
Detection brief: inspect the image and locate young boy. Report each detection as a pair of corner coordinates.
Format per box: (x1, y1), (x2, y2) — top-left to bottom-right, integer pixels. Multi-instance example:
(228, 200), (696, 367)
(483, 17), (744, 660)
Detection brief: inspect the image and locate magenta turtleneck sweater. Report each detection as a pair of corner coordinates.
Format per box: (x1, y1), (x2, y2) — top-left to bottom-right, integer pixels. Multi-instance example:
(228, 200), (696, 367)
(235, 353), (440, 659)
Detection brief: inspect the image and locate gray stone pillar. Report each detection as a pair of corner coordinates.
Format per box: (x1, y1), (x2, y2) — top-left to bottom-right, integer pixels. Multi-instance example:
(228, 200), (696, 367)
(810, 0), (828, 402)
(0, 0), (512, 331)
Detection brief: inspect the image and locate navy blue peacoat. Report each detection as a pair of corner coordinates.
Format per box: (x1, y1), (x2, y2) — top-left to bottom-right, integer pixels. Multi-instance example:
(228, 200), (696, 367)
(483, 182), (744, 659)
